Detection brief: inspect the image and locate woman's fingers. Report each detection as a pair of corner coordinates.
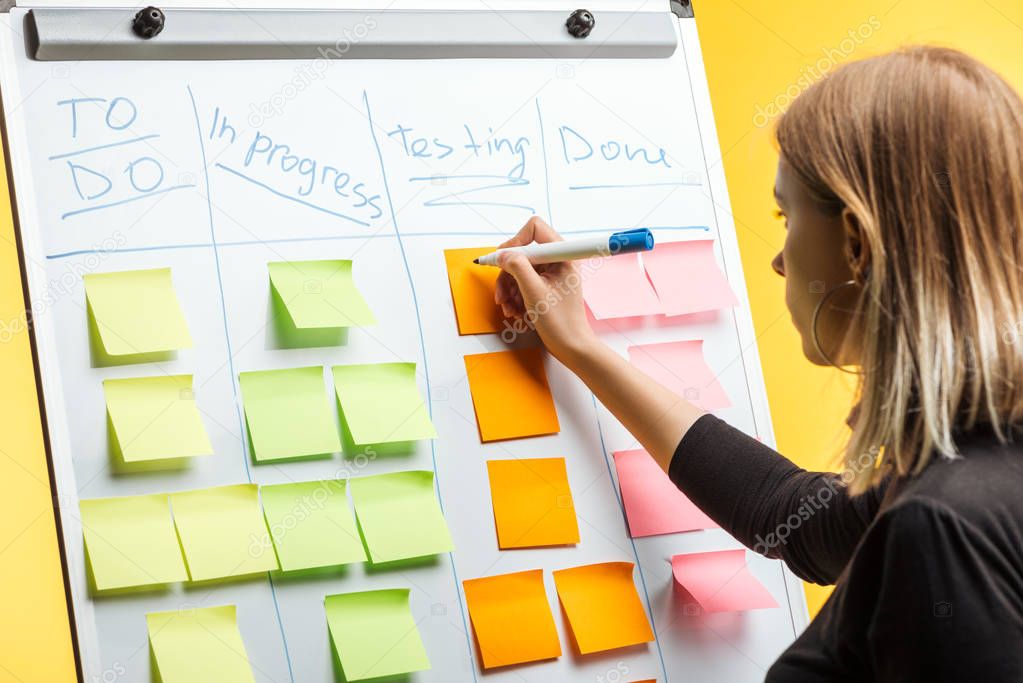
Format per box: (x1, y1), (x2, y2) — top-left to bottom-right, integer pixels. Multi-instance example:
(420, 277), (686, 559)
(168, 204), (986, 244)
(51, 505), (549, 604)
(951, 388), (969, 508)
(492, 217), (569, 321)
(495, 270), (512, 304)
(495, 270), (526, 318)
(530, 217), (563, 244)
(498, 216), (563, 249)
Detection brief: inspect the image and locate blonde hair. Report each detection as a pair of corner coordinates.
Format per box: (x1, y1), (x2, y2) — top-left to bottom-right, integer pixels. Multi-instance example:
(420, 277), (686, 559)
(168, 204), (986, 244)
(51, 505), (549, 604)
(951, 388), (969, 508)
(776, 46), (1023, 494)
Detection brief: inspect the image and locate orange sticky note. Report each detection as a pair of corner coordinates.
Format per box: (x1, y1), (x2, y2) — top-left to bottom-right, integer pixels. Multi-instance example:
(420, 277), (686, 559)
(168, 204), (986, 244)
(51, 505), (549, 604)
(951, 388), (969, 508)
(463, 569), (562, 669)
(487, 458), (579, 548)
(552, 562), (654, 654)
(445, 247), (503, 335)
(464, 347), (560, 442)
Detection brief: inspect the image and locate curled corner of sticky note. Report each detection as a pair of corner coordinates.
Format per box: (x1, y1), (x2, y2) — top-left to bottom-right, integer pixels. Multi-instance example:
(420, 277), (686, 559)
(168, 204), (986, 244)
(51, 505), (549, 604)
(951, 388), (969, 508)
(325, 588), (431, 680)
(84, 267), (192, 365)
(642, 239), (739, 317)
(103, 375), (213, 469)
(552, 561), (654, 655)
(670, 549), (778, 614)
(267, 260), (376, 349)
(462, 569), (562, 669)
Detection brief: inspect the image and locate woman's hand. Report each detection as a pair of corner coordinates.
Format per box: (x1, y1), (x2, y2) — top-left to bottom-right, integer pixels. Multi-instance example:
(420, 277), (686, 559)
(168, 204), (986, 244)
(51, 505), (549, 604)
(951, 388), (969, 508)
(495, 216), (705, 469)
(494, 216), (599, 364)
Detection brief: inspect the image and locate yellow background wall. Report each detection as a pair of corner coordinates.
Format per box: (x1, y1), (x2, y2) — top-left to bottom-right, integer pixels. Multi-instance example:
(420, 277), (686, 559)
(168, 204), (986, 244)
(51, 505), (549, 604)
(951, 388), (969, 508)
(694, 0), (1023, 614)
(1, 1), (1022, 679)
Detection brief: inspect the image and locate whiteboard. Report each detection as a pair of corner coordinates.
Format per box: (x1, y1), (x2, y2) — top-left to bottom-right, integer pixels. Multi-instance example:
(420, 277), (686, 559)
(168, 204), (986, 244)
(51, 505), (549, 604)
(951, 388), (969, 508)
(0, 4), (808, 682)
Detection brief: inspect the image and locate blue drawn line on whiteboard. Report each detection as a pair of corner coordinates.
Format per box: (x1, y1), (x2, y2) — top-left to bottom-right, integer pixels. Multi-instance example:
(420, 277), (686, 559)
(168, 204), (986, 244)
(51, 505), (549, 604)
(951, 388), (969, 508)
(364, 89), (480, 683)
(48, 134), (161, 161)
(214, 163), (370, 228)
(408, 174), (529, 183)
(56, 97), (105, 138)
(45, 235), (384, 259)
(425, 198), (534, 211)
(561, 225), (709, 234)
(411, 174), (533, 212)
(43, 226), (711, 260)
(535, 98), (553, 223)
(187, 85), (296, 683)
(423, 181), (534, 212)
(568, 181), (702, 191)
(60, 184), (194, 220)
(589, 393), (671, 683)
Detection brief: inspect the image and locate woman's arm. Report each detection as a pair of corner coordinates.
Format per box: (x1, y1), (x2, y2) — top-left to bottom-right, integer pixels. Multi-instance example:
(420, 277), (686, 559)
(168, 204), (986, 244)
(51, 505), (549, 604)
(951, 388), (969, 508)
(563, 339), (705, 471)
(566, 337), (884, 583)
(671, 413), (886, 583)
(496, 217), (885, 583)
(563, 335), (884, 583)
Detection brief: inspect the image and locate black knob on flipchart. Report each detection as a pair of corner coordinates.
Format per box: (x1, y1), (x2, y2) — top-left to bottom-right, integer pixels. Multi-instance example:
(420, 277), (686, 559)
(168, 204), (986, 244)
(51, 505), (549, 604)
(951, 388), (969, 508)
(132, 6), (165, 39)
(566, 9), (595, 39)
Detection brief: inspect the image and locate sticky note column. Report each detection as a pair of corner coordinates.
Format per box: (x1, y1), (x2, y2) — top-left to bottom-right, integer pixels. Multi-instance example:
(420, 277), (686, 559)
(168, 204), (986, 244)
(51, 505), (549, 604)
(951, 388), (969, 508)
(444, 247), (577, 674)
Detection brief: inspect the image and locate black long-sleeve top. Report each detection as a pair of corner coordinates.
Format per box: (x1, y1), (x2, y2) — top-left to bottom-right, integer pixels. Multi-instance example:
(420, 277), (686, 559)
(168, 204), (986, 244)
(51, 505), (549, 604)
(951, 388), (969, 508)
(670, 414), (1023, 682)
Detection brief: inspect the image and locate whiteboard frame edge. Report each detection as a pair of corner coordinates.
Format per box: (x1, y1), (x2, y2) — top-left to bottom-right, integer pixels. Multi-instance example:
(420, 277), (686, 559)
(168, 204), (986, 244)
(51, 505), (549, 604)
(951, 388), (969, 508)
(0, 9), (97, 682)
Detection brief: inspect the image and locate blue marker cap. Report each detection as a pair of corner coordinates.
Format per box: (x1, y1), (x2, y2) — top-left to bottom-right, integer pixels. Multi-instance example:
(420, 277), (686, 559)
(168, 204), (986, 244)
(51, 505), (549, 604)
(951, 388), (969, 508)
(608, 228), (655, 255)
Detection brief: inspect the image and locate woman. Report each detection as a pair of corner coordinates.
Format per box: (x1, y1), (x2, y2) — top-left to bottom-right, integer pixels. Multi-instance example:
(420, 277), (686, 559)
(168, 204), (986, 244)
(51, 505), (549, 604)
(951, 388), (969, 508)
(495, 46), (1023, 681)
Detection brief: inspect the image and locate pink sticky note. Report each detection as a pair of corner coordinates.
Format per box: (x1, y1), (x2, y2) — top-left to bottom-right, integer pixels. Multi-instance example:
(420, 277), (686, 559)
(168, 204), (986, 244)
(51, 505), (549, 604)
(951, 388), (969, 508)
(613, 448), (716, 537)
(643, 240), (738, 316)
(627, 340), (730, 411)
(671, 549), (778, 613)
(581, 253), (663, 320)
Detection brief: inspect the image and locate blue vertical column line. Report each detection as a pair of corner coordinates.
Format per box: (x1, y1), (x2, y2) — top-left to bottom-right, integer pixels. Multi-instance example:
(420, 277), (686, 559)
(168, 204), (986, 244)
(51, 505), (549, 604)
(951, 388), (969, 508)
(532, 87), (669, 682)
(186, 85), (297, 683)
(362, 89), (480, 683)
(535, 98), (553, 224)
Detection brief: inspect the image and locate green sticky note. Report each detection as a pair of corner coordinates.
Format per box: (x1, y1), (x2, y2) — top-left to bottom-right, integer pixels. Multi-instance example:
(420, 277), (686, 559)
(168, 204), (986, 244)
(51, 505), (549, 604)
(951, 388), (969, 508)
(104, 375), (212, 469)
(147, 605), (255, 683)
(269, 260), (375, 329)
(239, 366), (340, 462)
(349, 470), (453, 563)
(325, 588), (430, 681)
(84, 268), (191, 363)
(169, 484), (278, 582)
(80, 494), (187, 592)
(332, 363), (437, 447)
(260, 480), (366, 571)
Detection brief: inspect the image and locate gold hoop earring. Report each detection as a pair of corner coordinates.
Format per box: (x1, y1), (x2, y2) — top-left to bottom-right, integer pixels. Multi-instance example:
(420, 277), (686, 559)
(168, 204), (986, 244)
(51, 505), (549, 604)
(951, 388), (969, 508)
(811, 279), (858, 373)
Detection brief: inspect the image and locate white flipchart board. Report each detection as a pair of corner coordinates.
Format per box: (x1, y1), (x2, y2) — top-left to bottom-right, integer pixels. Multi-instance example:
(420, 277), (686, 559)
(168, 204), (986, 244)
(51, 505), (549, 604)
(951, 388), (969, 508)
(0, 2), (809, 681)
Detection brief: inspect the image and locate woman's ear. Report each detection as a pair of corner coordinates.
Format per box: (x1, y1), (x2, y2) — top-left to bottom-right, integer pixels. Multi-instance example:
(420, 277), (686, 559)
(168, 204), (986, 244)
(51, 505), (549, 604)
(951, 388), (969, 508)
(842, 207), (871, 282)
